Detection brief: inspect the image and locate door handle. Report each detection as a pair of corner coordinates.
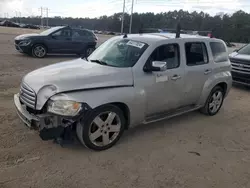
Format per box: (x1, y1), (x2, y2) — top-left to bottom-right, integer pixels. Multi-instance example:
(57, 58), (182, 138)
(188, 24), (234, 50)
(171, 75), (181, 80)
(204, 69), (212, 75)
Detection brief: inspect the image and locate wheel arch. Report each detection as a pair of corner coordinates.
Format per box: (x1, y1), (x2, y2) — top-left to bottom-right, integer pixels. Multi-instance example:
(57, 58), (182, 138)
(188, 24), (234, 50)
(83, 102), (131, 130)
(198, 73), (232, 106)
(107, 102), (130, 130)
(216, 82), (227, 96)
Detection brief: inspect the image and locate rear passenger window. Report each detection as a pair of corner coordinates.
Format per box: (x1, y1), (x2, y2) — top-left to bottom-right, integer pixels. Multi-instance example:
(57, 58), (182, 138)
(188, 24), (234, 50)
(210, 42), (228, 63)
(78, 30), (92, 37)
(185, 42), (208, 66)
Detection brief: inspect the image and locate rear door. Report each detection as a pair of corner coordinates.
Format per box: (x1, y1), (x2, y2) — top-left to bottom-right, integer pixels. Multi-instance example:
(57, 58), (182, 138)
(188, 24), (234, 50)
(182, 41), (212, 105)
(49, 28), (73, 53)
(72, 29), (96, 53)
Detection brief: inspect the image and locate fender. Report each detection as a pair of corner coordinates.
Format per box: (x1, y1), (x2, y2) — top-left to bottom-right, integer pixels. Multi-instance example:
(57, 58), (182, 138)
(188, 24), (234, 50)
(198, 71), (232, 106)
(50, 86), (147, 127)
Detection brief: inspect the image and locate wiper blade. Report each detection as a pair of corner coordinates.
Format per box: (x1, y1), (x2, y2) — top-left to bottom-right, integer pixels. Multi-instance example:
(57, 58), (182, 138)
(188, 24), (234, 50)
(90, 59), (108, 65)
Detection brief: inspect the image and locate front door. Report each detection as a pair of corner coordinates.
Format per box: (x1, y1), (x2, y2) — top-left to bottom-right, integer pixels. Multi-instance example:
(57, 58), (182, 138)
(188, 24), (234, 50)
(143, 43), (185, 116)
(182, 41), (212, 105)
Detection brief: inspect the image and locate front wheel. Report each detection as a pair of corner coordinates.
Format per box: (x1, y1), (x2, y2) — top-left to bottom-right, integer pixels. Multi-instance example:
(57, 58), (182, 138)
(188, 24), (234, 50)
(200, 86), (224, 116)
(32, 44), (47, 58)
(76, 105), (125, 151)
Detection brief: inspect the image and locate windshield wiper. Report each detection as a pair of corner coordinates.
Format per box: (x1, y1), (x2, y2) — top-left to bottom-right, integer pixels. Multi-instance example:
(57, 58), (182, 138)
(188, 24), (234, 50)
(90, 59), (108, 65)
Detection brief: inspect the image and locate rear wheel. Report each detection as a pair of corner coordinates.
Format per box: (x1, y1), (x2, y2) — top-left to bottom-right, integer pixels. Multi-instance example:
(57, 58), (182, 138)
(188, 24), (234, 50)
(76, 105), (125, 151)
(78, 46), (95, 57)
(86, 47), (95, 56)
(32, 44), (47, 58)
(200, 86), (224, 116)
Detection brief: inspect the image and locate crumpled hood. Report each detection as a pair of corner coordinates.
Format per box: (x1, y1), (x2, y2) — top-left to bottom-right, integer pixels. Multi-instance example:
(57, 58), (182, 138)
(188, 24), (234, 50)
(15, 33), (40, 40)
(23, 58), (134, 94)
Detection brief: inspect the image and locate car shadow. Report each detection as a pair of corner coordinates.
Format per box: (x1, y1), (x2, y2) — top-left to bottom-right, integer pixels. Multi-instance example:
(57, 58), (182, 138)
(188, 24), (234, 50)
(59, 110), (201, 152)
(123, 111), (199, 139)
(15, 52), (80, 59)
(232, 83), (250, 91)
(46, 54), (80, 58)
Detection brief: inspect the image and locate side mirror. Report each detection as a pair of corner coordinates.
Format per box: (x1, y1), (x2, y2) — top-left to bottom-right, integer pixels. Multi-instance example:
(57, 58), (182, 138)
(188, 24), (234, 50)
(151, 61), (167, 71)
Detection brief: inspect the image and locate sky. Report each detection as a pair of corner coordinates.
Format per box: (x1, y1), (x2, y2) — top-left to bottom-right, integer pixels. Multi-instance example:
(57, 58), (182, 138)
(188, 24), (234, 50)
(0, 0), (250, 18)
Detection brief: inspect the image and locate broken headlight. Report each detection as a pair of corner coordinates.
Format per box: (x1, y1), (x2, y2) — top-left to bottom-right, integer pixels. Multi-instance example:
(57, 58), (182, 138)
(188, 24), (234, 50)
(47, 100), (82, 117)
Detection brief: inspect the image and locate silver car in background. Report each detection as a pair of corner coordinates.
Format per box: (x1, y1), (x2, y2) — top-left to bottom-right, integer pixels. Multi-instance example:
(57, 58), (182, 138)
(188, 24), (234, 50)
(14, 33), (232, 150)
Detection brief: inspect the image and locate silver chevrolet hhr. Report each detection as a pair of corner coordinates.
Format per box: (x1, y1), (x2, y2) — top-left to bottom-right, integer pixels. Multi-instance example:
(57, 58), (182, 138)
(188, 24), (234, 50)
(14, 33), (232, 150)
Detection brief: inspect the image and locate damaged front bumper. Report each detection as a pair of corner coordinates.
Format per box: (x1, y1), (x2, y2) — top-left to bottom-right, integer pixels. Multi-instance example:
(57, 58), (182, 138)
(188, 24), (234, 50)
(14, 93), (72, 140)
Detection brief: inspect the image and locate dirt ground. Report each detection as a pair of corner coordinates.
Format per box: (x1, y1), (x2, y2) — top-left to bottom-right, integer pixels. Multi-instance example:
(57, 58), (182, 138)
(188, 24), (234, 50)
(0, 27), (250, 188)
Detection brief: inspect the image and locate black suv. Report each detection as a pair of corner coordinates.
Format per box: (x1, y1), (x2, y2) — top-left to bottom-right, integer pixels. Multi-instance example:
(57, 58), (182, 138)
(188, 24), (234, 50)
(14, 26), (98, 58)
(229, 44), (250, 86)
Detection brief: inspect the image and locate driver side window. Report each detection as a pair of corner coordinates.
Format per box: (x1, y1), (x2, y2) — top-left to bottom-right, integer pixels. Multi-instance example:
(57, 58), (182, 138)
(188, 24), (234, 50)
(147, 44), (180, 70)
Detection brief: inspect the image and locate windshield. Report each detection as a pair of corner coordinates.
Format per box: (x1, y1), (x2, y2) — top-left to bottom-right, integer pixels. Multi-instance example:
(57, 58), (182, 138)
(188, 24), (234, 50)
(40, 26), (64, 35)
(88, 37), (148, 67)
(237, 44), (250, 55)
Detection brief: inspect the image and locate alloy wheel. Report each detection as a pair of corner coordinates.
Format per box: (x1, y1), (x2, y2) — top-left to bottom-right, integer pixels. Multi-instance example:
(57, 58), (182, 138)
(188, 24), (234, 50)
(208, 90), (223, 113)
(33, 46), (46, 57)
(88, 111), (121, 147)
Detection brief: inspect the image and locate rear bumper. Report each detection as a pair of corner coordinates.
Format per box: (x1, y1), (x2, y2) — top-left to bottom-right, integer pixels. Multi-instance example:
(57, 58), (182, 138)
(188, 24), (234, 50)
(231, 70), (250, 86)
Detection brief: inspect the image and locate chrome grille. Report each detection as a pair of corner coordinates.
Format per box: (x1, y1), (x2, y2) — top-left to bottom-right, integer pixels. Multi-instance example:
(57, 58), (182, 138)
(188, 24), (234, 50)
(19, 82), (36, 109)
(230, 58), (250, 74)
(231, 62), (250, 73)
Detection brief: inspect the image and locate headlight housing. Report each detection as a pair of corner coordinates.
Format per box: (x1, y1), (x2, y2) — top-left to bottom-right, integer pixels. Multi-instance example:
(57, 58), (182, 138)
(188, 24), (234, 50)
(19, 40), (31, 46)
(47, 100), (82, 117)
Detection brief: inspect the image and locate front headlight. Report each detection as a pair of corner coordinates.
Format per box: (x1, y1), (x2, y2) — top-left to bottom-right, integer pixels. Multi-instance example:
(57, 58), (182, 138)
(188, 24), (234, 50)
(19, 40), (31, 46)
(47, 100), (82, 116)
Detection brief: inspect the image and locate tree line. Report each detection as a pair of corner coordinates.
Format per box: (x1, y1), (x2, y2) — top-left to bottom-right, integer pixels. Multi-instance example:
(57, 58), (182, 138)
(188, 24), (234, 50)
(7, 10), (250, 43)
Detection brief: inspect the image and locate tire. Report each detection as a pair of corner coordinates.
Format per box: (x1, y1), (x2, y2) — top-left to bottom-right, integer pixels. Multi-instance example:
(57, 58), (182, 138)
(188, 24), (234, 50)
(85, 46), (95, 56)
(200, 86), (225, 116)
(32, 44), (47, 58)
(76, 105), (125, 151)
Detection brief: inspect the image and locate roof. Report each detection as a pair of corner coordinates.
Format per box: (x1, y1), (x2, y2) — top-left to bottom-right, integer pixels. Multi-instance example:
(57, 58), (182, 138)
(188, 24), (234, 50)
(121, 32), (218, 45)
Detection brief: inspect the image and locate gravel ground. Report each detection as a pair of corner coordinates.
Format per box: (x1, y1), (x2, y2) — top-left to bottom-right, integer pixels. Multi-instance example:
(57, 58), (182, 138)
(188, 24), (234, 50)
(0, 27), (250, 188)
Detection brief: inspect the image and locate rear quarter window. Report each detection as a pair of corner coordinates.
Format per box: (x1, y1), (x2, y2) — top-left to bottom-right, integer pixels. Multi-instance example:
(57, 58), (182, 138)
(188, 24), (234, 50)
(210, 42), (229, 63)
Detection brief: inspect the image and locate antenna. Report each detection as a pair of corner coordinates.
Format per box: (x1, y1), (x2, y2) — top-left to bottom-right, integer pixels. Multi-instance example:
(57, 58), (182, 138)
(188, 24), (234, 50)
(120, 0), (125, 34)
(176, 21), (181, 38)
(139, 23), (143, 35)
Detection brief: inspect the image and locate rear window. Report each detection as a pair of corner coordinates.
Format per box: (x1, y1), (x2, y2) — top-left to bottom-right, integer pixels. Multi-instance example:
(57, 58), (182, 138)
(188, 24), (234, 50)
(74, 30), (93, 37)
(210, 42), (228, 63)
